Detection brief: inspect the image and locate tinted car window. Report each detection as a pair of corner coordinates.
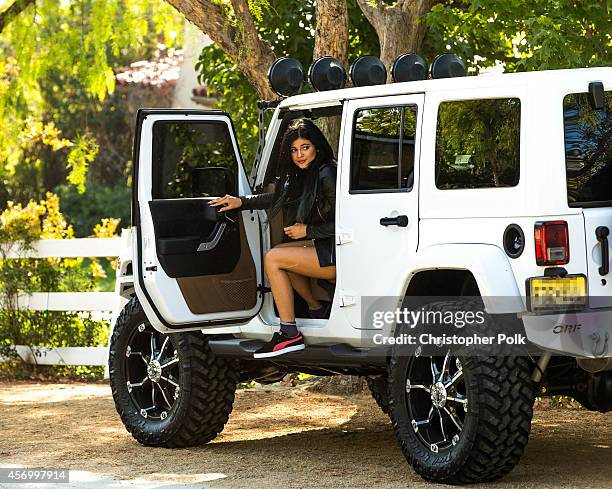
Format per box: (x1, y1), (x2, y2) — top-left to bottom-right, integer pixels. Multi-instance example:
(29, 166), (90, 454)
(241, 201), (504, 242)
(351, 106), (417, 192)
(152, 121), (237, 199)
(435, 98), (521, 189)
(564, 91), (612, 206)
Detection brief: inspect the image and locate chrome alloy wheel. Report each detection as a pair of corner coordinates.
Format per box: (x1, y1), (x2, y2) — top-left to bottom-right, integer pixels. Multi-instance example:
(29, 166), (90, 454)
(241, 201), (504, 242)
(406, 352), (467, 453)
(124, 322), (180, 421)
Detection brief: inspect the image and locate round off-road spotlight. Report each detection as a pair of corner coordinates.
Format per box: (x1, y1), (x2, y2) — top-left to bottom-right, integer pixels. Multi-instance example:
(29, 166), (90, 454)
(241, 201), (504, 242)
(308, 56), (346, 92)
(350, 56), (387, 87)
(267, 57), (304, 97)
(430, 54), (466, 79)
(391, 53), (428, 82)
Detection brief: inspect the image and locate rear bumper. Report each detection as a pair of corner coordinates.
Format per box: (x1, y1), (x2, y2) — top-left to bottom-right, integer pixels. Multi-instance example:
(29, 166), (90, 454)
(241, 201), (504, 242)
(522, 308), (612, 358)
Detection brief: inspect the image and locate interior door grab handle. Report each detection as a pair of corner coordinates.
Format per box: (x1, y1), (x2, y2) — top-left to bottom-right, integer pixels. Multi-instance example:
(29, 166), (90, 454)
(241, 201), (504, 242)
(197, 222), (227, 251)
(380, 215), (409, 227)
(596, 226), (609, 276)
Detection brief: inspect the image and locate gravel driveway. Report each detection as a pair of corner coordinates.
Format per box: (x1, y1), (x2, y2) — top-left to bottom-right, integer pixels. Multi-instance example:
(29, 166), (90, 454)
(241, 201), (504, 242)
(0, 381), (610, 488)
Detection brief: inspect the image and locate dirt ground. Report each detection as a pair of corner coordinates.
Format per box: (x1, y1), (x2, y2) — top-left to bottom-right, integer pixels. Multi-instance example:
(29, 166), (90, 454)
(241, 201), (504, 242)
(0, 381), (610, 489)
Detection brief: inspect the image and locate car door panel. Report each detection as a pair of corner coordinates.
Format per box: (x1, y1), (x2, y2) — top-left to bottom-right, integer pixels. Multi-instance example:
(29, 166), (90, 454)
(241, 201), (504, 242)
(337, 95), (423, 329)
(176, 219), (258, 314)
(133, 110), (263, 331)
(149, 199), (240, 278)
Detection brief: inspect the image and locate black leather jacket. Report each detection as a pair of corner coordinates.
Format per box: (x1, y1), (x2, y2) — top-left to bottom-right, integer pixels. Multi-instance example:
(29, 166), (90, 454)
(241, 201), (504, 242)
(239, 162), (336, 240)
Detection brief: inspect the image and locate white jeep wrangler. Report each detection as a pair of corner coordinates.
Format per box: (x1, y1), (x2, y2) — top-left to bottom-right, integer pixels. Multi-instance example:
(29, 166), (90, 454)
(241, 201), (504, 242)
(109, 57), (611, 484)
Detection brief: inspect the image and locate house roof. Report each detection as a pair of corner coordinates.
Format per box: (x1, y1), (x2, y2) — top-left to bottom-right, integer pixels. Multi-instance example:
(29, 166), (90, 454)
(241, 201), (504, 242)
(115, 48), (183, 88)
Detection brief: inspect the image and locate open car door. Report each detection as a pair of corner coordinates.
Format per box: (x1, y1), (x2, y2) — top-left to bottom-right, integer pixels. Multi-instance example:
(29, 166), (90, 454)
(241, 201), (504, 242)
(132, 109), (263, 332)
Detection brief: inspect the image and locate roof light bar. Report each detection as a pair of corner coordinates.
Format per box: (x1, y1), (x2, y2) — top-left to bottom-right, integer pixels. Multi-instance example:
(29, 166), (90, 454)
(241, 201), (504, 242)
(391, 53), (428, 82)
(350, 56), (387, 87)
(430, 54), (466, 79)
(268, 57), (304, 97)
(267, 52), (467, 97)
(309, 56), (346, 92)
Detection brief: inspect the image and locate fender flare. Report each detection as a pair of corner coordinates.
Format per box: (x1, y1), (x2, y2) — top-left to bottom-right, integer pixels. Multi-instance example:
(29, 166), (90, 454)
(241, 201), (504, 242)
(408, 244), (525, 314)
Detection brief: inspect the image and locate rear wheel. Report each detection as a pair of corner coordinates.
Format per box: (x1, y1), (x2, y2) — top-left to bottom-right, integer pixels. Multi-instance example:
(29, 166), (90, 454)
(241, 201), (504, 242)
(109, 298), (238, 447)
(388, 301), (535, 483)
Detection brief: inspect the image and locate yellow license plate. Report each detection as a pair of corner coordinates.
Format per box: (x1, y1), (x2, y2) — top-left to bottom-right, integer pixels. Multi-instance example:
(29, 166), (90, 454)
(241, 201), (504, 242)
(527, 274), (587, 312)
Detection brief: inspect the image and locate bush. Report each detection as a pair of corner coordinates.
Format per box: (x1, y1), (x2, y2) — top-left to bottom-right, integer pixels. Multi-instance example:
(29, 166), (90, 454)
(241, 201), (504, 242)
(0, 362), (105, 382)
(0, 193), (115, 379)
(53, 184), (130, 238)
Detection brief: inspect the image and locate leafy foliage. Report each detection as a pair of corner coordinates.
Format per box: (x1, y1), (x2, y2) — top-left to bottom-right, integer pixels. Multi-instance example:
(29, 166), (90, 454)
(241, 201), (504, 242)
(196, 0), (378, 169)
(67, 134), (99, 193)
(0, 193), (114, 373)
(90, 216), (121, 281)
(424, 1), (611, 72)
(0, 0), (183, 200)
(53, 183), (129, 237)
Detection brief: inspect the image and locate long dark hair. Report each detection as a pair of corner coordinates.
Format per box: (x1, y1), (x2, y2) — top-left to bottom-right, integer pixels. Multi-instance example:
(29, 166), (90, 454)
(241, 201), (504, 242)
(268, 118), (334, 223)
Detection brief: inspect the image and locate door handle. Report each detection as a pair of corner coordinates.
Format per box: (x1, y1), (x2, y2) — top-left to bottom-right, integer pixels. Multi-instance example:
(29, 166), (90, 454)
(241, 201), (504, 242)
(197, 222), (227, 251)
(380, 215), (409, 227)
(596, 226), (609, 276)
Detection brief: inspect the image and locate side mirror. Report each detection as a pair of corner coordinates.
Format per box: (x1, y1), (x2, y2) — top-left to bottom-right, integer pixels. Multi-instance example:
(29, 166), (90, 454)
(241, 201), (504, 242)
(192, 166), (235, 197)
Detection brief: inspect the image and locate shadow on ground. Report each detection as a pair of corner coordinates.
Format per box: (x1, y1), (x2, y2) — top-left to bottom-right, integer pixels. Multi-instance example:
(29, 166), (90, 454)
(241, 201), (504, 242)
(0, 382), (610, 488)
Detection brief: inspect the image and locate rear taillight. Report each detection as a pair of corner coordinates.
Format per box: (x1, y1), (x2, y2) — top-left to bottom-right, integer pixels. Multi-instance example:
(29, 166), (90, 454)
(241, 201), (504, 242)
(534, 221), (569, 266)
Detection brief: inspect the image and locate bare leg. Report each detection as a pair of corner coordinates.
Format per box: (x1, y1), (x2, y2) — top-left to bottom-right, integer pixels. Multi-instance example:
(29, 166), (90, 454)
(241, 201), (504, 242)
(287, 272), (320, 309)
(274, 241), (320, 308)
(264, 244), (336, 323)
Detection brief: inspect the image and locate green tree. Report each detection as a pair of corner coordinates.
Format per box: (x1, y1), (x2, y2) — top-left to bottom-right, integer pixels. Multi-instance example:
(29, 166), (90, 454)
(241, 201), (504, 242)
(0, 0), (183, 202)
(186, 0), (609, 166)
(424, 1), (610, 72)
(195, 0), (378, 168)
(2, 0), (609, 194)
(0, 194), (110, 369)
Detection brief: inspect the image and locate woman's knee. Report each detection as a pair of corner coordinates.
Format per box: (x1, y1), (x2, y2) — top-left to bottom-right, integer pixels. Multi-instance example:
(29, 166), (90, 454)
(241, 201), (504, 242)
(264, 249), (277, 272)
(264, 247), (286, 271)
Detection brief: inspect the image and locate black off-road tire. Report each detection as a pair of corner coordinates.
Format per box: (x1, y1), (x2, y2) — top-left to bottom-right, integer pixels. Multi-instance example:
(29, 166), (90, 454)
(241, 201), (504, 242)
(388, 300), (535, 484)
(573, 370), (612, 413)
(109, 297), (238, 447)
(366, 376), (390, 415)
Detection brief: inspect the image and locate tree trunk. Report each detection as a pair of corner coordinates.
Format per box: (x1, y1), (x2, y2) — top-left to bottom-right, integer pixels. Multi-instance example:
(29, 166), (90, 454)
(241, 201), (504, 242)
(314, 0), (349, 64)
(0, 0), (36, 34)
(165, 0), (276, 99)
(165, 0), (352, 102)
(313, 0), (348, 147)
(356, 0), (437, 77)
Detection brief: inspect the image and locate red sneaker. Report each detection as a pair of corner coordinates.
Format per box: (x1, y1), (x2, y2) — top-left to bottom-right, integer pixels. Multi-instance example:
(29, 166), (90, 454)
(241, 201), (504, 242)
(253, 331), (305, 359)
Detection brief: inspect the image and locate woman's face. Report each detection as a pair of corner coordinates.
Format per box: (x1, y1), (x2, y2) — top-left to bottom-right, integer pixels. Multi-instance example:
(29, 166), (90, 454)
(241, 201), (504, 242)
(290, 137), (317, 170)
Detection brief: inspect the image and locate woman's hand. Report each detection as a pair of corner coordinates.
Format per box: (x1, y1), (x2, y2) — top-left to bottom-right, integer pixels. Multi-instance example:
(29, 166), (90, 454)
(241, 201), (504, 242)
(209, 195), (242, 212)
(284, 223), (307, 240)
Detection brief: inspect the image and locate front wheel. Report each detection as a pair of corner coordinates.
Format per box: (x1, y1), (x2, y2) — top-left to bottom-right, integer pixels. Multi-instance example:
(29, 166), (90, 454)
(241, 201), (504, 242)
(388, 303), (535, 483)
(109, 298), (238, 447)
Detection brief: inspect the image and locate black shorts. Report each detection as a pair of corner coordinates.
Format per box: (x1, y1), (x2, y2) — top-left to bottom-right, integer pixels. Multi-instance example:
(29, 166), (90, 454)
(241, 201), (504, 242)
(314, 237), (336, 267)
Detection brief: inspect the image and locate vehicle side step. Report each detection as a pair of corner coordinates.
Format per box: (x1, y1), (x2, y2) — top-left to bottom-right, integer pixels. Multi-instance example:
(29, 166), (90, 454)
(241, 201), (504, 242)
(208, 338), (387, 368)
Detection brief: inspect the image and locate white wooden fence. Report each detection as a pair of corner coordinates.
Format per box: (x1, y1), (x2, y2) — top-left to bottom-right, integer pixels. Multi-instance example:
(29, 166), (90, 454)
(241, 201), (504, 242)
(0, 231), (130, 371)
